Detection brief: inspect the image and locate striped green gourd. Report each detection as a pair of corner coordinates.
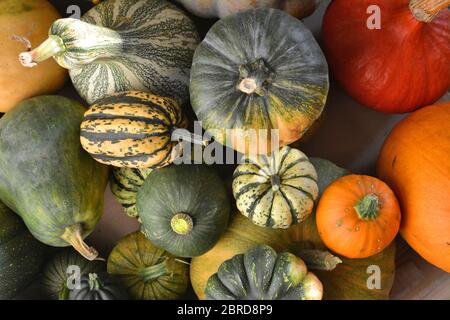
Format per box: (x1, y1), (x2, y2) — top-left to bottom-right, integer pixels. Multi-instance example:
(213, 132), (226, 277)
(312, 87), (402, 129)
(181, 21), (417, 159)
(232, 146), (319, 229)
(19, 0), (200, 105)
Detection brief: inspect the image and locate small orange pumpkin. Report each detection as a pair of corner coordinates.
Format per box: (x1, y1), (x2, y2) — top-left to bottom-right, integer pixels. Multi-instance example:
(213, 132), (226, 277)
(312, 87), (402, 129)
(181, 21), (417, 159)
(316, 175), (401, 259)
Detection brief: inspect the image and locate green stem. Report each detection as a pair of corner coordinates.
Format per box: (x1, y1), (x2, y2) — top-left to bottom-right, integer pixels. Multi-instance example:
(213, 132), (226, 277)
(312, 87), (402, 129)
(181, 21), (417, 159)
(88, 273), (101, 291)
(354, 194), (380, 220)
(140, 261), (169, 282)
(170, 213), (194, 235)
(58, 285), (70, 300)
(19, 35), (65, 67)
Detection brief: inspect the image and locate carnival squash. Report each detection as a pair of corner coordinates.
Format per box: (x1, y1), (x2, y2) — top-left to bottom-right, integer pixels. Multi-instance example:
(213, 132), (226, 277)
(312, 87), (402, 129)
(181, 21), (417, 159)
(175, 0), (321, 19)
(0, 0), (66, 112)
(20, 0), (199, 105)
(137, 164), (230, 257)
(190, 8), (329, 154)
(68, 273), (128, 300)
(0, 96), (109, 260)
(232, 146), (319, 229)
(80, 91), (188, 169)
(378, 101), (450, 272)
(191, 158), (397, 300)
(206, 245), (323, 300)
(316, 175), (401, 259)
(107, 231), (189, 300)
(322, 0), (450, 113)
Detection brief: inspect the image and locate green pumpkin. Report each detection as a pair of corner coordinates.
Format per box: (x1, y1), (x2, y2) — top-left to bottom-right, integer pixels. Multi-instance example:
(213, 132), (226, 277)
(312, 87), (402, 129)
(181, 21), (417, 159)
(233, 146), (319, 228)
(41, 248), (105, 300)
(20, 0), (200, 105)
(0, 96), (109, 260)
(0, 201), (48, 300)
(137, 165), (230, 257)
(110, 167), (153, 218)
(68, 273), (128, 300)
(107, 231), (189, 300)
(190, 8), (329, 154)
(206, 245), (323, 300)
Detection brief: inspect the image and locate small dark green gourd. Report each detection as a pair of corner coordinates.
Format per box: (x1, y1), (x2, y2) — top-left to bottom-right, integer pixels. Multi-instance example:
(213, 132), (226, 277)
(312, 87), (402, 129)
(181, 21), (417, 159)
(68, 273), (128, 300)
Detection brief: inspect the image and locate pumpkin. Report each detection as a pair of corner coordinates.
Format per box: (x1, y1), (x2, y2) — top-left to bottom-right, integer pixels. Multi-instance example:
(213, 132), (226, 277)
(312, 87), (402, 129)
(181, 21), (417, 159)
(190, 8), (329, 154)
(322, 0), (450, 113)
(175, 0), (322, 19)
(19, 0), (199, 105)
(41, 248), (106, 300)
(107, 231), (189, 300)
(0, 201), (48, 300)
(68, 273), (128, 300)
(137, 164), (230, 257)
(377, 101), (450, 272)
(0, 96), (109, 260)
(80, 91), (188, 169)
(316, 175), (401, 259)
(0, 0), (66, 112)
(206, 245), (323, 300)
(191, 158), (397, 300)
(232, 146), (319, 229)
(110, 167), (153, 218)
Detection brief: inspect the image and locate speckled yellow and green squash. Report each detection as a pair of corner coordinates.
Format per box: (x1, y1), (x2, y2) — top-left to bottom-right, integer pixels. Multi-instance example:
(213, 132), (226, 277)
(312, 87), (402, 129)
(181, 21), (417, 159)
(205, 245), (323, 300)
(190, 8), (329, 154)
(232, 146), (319, 228)
(80, 91), (188, 169)
(110, 167), (153, 218)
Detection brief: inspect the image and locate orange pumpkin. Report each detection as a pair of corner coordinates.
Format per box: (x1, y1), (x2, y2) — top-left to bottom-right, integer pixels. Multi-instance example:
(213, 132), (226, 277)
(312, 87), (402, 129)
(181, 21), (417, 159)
(316, 175), (401, 259)
(377, 101), (450, 272)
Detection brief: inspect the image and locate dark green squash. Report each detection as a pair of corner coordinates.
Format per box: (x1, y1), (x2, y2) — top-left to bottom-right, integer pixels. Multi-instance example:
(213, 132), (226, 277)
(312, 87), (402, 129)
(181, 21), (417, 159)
(190, 8), (329, 154)
(68, 273), (128, 300)
(107, 231), (189, 300)
(0, 96), (109, 260)
(41, 248), (105, 300)
(137, 165), (230, 257)
(0, 201), (48, 300)
(206, 245), (323, 300)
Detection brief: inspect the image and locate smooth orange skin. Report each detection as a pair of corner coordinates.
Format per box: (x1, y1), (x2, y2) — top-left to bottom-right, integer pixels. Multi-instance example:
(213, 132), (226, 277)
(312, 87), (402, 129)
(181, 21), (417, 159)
(0, 0), (67, 112)
(316, 175), (401, 259)
(377, 102), (450, 272)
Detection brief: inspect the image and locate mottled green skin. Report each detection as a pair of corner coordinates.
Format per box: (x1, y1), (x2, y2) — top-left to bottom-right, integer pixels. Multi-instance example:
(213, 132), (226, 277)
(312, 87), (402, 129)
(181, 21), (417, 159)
(41, 248), (105, 300)
(206, 245), (321, 300)
(0, 201), (48, 299)
(137, 165), (230, 258)
(190, 8), (328, 150)
(0, 96), (109, 247)
(68, 273), (128, 300)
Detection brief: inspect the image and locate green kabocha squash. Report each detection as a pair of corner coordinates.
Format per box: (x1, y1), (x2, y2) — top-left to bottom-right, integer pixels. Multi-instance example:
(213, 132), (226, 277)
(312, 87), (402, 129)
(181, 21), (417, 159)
(206, 245), (323, 300)
(110, 167), (153, 218)
(107, 231), (189, 300)
(233, 146), (319, 228)
(0, 96), (109, 260)
(190, 8), (329, 154)
(19, 0), (200, 105)
(68, 273), (128, 300)
(41, 248), (105, 300)
(0, 201), (48, 300)
(80, 91), (189, 169)
(137, 165), (230, 257)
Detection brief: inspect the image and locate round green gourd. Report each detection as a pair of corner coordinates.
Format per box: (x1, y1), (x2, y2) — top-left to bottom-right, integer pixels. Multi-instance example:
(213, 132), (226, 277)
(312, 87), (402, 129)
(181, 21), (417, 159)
(68, 273), (128, 300)
(206, 244), (323, 300)
(233, 146), (319, 229)
(0, 96), (109, 260)
(41, 248), (105, 300)
(0, 201), (48, 300)
(190, 8), (329, 154)
(107, 231), (189, 300)
(137, 165), (230, 257)
(20, 0), (200, 105)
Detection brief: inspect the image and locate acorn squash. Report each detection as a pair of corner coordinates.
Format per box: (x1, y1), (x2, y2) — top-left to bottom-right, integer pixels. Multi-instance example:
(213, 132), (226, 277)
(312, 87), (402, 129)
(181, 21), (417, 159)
(68, 273), (128, 300)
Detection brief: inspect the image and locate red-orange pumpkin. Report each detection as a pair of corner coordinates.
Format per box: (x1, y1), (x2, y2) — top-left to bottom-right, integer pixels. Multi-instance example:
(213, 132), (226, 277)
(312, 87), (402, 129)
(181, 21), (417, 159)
(316, 175), (401, 259)
(322, 0), (450, 113)
(377, 101), (450, 272)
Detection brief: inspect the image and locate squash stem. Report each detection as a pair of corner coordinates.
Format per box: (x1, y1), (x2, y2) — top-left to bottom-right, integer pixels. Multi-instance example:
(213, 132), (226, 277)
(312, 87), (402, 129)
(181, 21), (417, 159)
(58, 285), (70, 300)
(409, 0), (450, 22)
(296, 249), (342, 271)
(170, 213), (193, 235)
(140, 260), (169, 282)
(61, 224), (99, 261)
(88, 273), (101, 291)
(270, 175), (281, 192)
(354, 194), (380, 220)
(19, 35), (65, 68)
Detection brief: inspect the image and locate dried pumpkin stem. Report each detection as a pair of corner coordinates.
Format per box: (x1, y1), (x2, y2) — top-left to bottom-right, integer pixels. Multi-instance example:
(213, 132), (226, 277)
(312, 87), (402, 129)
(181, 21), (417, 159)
(296, 249), (342, 271)
(140, 260), (169, 282)
(409, 0), (450, 22)
(19, 35), (65, 68)
(354, 194), (380, 220)
(171, 213), (194, 235)
(61, 223), (99, 261)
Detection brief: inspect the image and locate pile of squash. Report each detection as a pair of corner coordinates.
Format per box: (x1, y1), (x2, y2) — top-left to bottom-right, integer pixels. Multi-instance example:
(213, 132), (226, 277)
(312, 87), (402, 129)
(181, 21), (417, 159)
(0, 0), (448, 300)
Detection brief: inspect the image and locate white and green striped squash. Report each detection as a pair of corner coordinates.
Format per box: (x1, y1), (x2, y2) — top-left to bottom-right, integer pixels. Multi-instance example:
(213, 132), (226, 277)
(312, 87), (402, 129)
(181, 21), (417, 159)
(20, 0), (200, 105)
(232, 146), (319, 229)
